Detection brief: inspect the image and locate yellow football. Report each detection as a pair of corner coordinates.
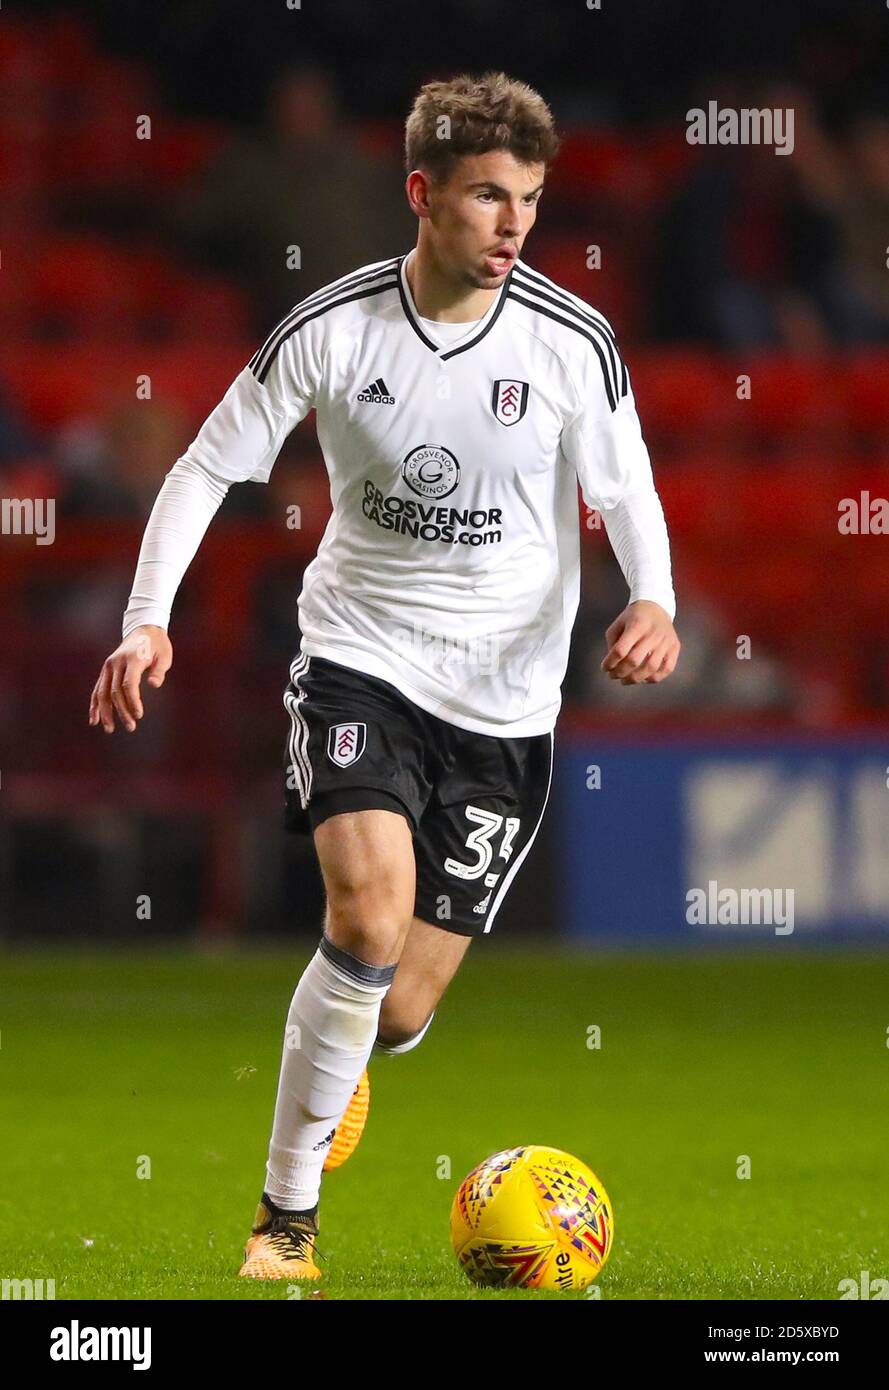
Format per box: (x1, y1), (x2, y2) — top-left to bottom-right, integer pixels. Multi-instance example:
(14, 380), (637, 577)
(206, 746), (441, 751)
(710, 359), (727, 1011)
(450, 1144), (614, 1290)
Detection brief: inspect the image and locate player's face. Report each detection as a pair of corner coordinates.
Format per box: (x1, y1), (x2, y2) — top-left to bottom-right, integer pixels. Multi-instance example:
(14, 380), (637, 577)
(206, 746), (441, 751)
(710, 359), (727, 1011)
(429, 151), (545, 289)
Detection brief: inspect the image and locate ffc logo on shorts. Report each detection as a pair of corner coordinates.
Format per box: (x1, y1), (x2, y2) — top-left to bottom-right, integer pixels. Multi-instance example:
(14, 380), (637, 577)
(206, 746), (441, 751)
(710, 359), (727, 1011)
(327, 722), (367, 767)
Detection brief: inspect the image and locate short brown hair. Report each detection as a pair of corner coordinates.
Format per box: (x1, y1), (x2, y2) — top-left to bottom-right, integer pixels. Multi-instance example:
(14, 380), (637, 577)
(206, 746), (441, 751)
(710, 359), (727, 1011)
(404, 71), (560, 183)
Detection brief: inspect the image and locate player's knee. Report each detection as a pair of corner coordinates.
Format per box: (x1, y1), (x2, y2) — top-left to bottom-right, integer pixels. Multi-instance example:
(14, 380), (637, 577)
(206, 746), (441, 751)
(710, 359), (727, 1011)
(324, 877), (411, 961)
(325, 857), (408, 917)
(324, 909), (406, 968)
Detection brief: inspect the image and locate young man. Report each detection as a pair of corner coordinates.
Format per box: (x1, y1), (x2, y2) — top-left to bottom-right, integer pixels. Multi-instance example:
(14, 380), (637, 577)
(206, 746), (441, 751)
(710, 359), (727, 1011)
(89, 72), (679, 1280)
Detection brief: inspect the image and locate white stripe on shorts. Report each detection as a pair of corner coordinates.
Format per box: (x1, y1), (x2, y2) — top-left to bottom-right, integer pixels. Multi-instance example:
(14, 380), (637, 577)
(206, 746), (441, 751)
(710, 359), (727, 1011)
(483, 729), (554, 933)
(284, 653), (313, 809)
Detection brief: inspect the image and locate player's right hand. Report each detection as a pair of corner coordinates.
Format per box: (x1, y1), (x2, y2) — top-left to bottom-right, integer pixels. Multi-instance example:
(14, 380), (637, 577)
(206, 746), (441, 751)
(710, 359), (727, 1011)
(88, 625), (173, 733)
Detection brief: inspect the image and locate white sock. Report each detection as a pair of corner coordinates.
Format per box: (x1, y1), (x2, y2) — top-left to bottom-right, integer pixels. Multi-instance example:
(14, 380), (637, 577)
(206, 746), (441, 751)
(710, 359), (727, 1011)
(374, 1010), (436, 1055)
(264, 934), (396, 1211)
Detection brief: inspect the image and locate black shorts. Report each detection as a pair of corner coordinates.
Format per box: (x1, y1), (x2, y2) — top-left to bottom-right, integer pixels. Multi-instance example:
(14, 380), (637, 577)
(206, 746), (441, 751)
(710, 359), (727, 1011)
(282, 653), (553, 936)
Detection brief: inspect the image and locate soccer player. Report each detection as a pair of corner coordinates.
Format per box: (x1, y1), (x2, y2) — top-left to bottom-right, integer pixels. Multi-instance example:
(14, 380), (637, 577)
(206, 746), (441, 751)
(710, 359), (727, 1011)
(88, 72), (680, 1280)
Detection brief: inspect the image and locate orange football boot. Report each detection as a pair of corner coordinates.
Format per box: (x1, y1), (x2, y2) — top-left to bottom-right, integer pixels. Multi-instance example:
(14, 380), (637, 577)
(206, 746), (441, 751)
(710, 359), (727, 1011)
(323, 1069), (370, 1171)
(238, 1198), (321, 1281)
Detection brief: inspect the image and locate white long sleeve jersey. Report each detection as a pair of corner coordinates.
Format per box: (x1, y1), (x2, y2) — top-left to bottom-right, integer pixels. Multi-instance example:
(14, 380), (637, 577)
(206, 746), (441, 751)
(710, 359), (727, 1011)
(123, 250), (676, 738)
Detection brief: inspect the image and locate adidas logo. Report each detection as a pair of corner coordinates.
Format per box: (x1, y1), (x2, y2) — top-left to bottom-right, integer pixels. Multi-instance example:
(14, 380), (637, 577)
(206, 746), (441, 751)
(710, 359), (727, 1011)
(357, 377), (396, 405)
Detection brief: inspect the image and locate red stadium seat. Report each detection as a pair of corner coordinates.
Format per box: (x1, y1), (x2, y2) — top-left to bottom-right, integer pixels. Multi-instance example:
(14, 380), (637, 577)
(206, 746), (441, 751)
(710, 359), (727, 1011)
(630, 353), (745, 451)
(143, 121), (228, 189)
(545, 130), (646, 208)
(728, 461), (846, 539)
(46, 57), (157, 191)
(29, 238), (150, 340)
(131, 343), (253, 428)
(165, 278), (252, 343)
(123, 254), (249, 341)
(660, 458), (853, 547)
(845, 354), (889, 445)
(40, 12), (101, 87)
(1, 345), (139, 427)
(1, 342), (252, 431)
(10, 238), (252, 346)
(655, 462), (735, 538)
(741, 356), (846, 447)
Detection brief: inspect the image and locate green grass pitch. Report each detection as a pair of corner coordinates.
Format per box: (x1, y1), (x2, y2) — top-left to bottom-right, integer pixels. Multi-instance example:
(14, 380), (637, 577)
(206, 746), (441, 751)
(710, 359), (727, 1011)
(1, 946), (887, 1300)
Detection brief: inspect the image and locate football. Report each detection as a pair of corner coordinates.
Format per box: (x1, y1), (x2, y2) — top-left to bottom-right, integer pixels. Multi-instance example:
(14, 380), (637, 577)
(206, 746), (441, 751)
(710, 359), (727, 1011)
(450, 1144), (614, 1290)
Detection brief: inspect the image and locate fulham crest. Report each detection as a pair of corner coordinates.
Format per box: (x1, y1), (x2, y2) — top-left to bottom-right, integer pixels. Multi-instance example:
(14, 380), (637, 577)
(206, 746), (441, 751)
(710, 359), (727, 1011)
(327, 722), (366, 767)
(491, 379), (529, 426)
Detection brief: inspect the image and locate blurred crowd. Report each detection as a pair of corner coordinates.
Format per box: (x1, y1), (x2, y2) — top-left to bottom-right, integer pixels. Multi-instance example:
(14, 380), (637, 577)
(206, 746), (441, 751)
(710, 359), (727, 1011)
(653, 83), (889, 351)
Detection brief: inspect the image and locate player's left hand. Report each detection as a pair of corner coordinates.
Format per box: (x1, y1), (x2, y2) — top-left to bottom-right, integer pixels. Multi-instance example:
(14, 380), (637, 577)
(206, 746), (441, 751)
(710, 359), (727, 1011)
(601, 600), (680, 685)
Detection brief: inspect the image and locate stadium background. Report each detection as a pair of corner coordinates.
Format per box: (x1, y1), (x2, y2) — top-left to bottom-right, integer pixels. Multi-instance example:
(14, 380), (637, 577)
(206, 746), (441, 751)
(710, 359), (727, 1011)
(2, 0), (888, 942)
(1, 0), (888, 1303)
